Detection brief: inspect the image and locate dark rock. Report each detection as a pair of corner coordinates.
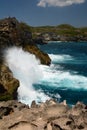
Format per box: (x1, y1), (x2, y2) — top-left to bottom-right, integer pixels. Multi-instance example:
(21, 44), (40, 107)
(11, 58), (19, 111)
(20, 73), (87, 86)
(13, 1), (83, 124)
(85, 105), (87, 109)
(0, 17), (51, 65)
(0, 107), (13, 118)
(51, 117), (73, 130)
(23, 44), (51, 65)
(31, 100), (38, 108)
(78, 124), (84, 129)
(0, 17), (32, 48)
(33, 37), (48, 44)
(0, 64), (19, 101)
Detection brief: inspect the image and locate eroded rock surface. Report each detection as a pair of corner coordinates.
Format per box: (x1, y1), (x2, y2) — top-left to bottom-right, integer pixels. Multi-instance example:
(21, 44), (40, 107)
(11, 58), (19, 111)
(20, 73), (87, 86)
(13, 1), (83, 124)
(0, 100), (87, 130)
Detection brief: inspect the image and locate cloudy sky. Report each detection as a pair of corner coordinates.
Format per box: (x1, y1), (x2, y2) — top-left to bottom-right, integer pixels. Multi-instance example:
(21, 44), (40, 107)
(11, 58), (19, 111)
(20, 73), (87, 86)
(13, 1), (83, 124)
(0, 0), (87, 27)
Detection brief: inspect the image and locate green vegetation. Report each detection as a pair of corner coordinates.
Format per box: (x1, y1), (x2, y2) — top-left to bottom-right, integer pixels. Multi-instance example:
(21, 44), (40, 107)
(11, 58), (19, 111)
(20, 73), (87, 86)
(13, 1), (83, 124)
(31, 24), (87, 39)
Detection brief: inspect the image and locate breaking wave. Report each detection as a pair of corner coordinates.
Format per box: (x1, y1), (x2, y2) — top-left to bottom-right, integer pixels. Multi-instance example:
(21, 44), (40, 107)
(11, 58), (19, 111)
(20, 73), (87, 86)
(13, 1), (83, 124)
(5, 47), (50, 105)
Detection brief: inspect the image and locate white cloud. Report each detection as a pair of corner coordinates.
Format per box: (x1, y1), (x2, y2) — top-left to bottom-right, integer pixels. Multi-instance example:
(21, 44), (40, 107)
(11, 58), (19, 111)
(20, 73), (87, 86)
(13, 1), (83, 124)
(37, 0), (85, 7)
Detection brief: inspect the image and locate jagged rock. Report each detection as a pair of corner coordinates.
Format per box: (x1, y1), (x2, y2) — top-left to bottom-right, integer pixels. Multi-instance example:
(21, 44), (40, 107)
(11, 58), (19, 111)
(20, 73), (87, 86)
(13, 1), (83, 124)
(45, 99), (57, 106)
(74, 101), (86, 109)
(51, 117), (73, 130)
(0, 106), (14, 118)
(0, 100), (29, 119)
(0, 17), (32, 48)
(0, 100), (87, 130)
(31, 100), (38, 108)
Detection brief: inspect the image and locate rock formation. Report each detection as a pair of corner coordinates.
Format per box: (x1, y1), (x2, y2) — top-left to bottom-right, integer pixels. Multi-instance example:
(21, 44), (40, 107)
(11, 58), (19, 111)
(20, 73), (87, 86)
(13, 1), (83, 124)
(0, 100), (87, 130)
(0, 17), (51, 65)
(0, 64), (19, 101)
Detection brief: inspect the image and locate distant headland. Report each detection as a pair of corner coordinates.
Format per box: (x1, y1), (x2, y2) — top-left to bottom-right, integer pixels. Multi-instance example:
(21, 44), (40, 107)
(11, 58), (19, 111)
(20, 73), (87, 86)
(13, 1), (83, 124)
(31, 24), (87, 43)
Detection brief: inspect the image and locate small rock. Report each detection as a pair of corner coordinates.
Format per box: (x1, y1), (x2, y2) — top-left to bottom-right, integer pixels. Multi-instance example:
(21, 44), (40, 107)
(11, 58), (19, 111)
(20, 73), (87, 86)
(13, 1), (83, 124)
(31, 100), (38, 108)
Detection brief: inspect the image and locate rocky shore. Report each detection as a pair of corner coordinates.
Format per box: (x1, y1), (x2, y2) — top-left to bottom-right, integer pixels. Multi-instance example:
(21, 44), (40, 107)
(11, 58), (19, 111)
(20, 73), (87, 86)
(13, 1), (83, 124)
(0, 100), (87, 130)
(0, 17), (87, 130)
(0, 17), (51, 101)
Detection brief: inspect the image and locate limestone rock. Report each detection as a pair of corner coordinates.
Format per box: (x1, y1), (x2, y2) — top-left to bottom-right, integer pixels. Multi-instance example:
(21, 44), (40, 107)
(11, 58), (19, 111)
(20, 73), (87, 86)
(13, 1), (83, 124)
(0, 100), (87, 130)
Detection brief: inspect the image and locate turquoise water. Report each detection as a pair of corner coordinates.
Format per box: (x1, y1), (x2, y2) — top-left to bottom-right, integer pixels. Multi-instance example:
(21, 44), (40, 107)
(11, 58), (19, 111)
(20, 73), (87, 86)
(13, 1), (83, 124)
(34, 42), (87, 105)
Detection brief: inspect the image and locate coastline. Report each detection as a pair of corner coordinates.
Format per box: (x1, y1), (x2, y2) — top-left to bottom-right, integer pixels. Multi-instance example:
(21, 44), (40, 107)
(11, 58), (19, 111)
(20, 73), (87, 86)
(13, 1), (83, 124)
(47, 41), (87, 44)
(0, 17), (87, 130)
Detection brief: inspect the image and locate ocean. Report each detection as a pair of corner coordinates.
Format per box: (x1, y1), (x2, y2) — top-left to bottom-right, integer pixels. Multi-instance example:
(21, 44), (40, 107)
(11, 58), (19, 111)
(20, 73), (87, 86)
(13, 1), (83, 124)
(34, 42), (87, 105)
(5, 42), (87, 106)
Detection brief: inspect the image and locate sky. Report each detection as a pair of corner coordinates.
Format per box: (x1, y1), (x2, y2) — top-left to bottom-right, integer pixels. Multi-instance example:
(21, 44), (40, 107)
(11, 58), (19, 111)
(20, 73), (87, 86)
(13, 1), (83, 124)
(0, 0), (87, 27)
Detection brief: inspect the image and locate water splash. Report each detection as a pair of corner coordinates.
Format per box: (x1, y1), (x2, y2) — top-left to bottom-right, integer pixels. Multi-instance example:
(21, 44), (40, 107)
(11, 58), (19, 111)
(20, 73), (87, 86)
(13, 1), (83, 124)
(5, 47), (50, 105)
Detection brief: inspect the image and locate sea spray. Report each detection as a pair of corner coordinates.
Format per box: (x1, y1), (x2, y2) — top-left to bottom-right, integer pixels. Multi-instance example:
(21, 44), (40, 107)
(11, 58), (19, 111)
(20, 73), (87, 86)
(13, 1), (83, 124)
(5, 47), (50, 105)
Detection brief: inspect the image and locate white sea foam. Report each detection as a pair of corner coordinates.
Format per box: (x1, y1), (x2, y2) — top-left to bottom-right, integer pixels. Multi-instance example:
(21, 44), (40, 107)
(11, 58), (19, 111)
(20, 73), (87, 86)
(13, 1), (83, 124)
(4, 47), (87, 104)
(39, 64), (87, 90)
(5, 47), (50, 105)
(49, 54), (73, 63)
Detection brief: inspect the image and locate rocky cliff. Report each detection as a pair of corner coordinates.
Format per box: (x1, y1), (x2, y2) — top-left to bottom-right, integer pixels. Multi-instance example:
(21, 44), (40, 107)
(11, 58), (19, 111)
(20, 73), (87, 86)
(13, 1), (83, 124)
(0, 17), (51, 101)
(0, 17), (51, 65)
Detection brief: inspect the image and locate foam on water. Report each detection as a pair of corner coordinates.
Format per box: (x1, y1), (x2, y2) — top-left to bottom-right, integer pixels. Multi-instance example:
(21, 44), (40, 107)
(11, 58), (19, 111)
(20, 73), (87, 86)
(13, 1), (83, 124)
(38, 42), (87, 104)
(49, 54), (74, 63)
(39, 63), (87, 90)
(4, 46), (87, 105)
(5, 47), (50, 105)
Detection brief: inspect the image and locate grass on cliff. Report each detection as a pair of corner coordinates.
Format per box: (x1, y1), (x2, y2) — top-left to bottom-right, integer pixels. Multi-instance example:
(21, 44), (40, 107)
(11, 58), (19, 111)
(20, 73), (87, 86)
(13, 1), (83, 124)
(31, 24), (87, 38)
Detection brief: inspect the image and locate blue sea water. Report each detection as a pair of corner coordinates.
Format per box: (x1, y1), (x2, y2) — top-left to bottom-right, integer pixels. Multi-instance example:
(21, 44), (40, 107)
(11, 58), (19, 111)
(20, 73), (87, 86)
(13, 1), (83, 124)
(34, 42), (87, 105)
